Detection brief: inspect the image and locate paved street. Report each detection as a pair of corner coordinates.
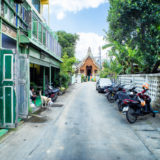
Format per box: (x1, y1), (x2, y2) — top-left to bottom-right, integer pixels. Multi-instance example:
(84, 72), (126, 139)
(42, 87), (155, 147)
(0, 82), (160, 160)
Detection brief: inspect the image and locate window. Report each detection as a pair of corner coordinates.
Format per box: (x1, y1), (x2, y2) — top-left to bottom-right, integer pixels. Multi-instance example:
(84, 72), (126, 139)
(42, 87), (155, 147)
(32, 20), (38, 38)
(38, 23), (42, 42)
(32, 0), (40, 13)
(81, 70), (84, 73)
(43, 28), (46, 46)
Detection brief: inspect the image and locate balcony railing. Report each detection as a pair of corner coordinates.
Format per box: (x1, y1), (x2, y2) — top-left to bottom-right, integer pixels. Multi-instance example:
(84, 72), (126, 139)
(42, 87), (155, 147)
(0, 0), (62, 59)
(31, 11), (61, 58)
(1, 0), (29, 31)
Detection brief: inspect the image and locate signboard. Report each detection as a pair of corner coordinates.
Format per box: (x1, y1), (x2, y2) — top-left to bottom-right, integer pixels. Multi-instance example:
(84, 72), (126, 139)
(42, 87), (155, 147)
(40, 0), (49, 5)
(2, 24), (17, 39)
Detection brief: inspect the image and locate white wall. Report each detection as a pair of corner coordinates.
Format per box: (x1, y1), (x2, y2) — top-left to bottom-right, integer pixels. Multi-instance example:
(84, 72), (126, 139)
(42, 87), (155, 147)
(71, 74), (76, 84)
(75, 74), (81, 83)
(118, 74), (160, 107)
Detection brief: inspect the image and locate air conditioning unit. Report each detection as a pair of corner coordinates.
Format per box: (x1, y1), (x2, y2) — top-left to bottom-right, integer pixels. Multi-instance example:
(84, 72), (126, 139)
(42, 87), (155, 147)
(14, 0), (25, 4)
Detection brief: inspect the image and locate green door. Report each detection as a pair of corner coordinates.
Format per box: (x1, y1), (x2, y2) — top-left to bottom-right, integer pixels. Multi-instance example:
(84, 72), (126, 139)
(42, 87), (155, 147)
(0, 50), (17, 128)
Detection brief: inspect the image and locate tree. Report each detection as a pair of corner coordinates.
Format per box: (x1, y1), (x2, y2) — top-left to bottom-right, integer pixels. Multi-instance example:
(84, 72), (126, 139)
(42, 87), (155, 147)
(56, 31), (79, 87)
(59, 53), (76, 88)
(56, 31), (79, 58)
(100, 59), (123, 79)
(103, 40), (142, 74)
(106, 0), (160, 73)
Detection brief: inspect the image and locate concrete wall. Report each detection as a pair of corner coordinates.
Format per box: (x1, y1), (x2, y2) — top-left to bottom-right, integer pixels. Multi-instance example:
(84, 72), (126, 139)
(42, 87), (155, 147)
(76, 74), (81, 83)
(118, 74), (160, 107)
(71, 74), (76, 84)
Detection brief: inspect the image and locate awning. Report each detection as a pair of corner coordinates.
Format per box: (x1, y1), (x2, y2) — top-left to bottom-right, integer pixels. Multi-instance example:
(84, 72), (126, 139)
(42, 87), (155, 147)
(29, 56), (60, 68)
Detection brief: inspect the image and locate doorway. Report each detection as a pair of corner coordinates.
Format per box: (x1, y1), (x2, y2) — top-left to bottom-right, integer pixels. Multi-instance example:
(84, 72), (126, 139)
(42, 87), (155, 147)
(86, 66), (92, 81)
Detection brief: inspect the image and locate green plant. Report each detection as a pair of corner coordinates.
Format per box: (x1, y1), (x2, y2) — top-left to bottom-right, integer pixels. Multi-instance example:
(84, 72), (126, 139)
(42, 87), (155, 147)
(60, 53), (76, 88)
(81, 74), (85, 82)
(56, 31), (79, 58)
(105, 0), (160, 73)
(56, 31), (79, 87)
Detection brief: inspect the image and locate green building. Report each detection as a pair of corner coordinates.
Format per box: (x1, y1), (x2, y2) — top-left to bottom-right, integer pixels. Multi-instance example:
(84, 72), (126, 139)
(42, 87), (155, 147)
(0, 0), (62, 128)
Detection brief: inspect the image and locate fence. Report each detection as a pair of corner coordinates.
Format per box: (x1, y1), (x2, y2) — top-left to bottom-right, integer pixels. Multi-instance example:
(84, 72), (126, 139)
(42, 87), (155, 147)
(118, 74), (160, 107)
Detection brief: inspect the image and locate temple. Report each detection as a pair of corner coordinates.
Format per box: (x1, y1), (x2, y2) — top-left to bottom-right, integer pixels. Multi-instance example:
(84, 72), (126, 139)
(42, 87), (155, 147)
(77, 47), (100, 81)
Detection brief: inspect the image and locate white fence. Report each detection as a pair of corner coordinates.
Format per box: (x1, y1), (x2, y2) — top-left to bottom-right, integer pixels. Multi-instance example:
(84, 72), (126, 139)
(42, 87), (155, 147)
(71, 74), (76, 84)
(75, 74), (81, 83)
(118, 74), (160, 107)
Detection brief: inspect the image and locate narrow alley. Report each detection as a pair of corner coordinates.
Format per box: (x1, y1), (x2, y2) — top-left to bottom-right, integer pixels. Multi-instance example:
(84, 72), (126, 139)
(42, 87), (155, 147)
(0, 82), (159, 160)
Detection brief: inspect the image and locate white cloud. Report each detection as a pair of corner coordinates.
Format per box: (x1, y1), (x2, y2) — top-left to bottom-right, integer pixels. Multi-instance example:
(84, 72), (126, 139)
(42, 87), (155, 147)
(76, 32), (110, 61)
(57, 11), (65, 20)
(49, 0), (107, 20)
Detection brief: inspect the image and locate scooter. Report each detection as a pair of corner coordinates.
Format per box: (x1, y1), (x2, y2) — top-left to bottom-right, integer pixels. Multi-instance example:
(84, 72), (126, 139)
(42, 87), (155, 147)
(45, 85), (59, 102)
(105, 84), (125, 103)
(122, 88), (158, 123)
(116, 86), (137, 112)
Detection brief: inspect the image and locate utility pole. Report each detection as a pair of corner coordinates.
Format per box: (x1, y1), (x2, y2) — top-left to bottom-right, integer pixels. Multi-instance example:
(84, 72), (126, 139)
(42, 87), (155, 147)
(99, 46), (102, 70)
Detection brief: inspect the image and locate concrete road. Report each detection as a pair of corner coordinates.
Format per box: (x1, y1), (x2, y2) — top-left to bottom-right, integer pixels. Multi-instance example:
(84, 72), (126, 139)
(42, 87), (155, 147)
(0, 82), (159, 160)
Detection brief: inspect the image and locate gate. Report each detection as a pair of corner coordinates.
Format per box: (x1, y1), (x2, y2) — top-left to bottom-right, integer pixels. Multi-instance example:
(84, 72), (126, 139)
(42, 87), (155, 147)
(0, 50), (29, 128)
(16, 54), (29, 118)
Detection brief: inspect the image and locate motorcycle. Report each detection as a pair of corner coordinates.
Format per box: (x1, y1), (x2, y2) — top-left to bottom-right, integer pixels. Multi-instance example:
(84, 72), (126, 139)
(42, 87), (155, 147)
(45, 85), (59, 102)
(116, 86), (137, 112)
(122, 87), (158, 123)
(105, 84), (125, 103)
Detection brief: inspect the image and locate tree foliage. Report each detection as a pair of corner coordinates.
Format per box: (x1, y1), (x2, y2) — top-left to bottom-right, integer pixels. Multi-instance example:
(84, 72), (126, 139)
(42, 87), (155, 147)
(104, 0), (160, 74)
(56, 31), (79, 58)
(59, 53), (76, 88)
(56, 31), (78, 88)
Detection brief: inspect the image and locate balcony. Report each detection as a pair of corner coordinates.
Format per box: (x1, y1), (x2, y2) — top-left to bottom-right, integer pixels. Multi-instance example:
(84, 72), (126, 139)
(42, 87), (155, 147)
(0, 0), (62, 60)
(28, 11), (62, 60)
(1, 0), (29, 31)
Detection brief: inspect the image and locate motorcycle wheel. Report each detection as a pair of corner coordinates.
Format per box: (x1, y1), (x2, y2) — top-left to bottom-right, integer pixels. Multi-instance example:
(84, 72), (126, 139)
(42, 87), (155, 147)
(126, 107), (137, 123)
(51, 94), (58, 102)
(118, 102), (123, 112)
(107, 93), (115, 103)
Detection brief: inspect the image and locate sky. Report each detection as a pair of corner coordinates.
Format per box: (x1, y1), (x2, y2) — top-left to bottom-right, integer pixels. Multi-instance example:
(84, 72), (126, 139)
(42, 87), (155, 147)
(43, 0), (110, 60)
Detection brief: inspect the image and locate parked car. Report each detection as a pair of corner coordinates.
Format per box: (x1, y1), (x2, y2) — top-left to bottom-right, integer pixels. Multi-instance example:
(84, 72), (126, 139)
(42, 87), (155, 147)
(96, 79), (100, 90)
(96, 78), (112, 93)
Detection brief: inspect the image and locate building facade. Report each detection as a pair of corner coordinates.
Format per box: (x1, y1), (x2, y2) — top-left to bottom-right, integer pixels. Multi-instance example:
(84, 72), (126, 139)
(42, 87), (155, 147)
(77, 47), (100, 81)
(0, 0), (62, 128)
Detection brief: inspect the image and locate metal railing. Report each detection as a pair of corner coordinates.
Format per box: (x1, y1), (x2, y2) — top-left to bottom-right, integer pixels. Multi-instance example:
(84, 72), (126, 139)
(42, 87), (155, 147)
(1, 0), (62, 59)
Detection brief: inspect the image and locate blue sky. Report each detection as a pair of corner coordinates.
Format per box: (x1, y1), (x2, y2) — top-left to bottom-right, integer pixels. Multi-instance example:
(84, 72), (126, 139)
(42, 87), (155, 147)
(50, 3), (110, 36)
(44, 0), (110, 60)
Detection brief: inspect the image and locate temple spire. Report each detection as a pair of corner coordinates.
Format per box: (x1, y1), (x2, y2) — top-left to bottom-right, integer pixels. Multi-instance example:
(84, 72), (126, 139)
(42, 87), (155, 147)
(87, 47), (93, 57)
(88, 47), (91, 53)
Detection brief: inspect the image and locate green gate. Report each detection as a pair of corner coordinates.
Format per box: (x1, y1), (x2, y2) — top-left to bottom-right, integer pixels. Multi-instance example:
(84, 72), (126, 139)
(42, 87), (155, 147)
(0, 50), (17, 128)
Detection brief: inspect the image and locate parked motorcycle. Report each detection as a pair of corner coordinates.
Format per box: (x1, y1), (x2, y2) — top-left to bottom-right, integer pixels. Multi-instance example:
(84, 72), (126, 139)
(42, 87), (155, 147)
(105, 84), (125, 103)
(116, 86), (137, 112)
(122, 83), (158, 123)
(45, 85), (59, 102)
